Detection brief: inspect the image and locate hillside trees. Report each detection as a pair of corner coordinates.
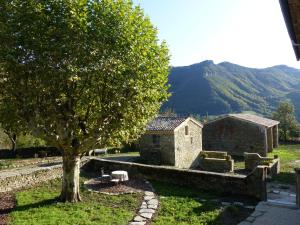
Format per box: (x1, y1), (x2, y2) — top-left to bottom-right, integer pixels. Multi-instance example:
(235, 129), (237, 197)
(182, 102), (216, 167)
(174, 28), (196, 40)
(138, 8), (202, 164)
(273, 101), (300, 142)
(0, 0), (169, 202)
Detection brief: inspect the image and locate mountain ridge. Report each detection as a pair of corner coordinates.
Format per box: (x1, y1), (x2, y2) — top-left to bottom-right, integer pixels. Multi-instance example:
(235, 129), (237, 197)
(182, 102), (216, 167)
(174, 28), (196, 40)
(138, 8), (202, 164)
(162, 60), (300, 120)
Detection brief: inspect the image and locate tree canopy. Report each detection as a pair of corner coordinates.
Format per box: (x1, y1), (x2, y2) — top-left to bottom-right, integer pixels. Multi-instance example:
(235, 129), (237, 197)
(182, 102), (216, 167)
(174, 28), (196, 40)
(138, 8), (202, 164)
(273, 101), (300, 142)
(0, 0), (170, 202)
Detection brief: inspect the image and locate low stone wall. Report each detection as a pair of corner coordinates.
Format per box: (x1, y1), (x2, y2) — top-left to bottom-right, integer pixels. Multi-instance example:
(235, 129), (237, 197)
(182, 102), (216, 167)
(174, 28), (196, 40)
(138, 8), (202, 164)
(0, 158), (90, 193)
(198, 151), (234, 172)
(0, 165), (62, 193)
(200, 150), (228, 159)
(244, 153), (280, 177)
(83, 158), (267, 200)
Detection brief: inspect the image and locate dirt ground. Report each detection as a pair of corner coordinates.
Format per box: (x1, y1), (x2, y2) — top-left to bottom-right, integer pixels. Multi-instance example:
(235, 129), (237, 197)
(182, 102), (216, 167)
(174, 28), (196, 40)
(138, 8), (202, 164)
(0, 193), (15, 225)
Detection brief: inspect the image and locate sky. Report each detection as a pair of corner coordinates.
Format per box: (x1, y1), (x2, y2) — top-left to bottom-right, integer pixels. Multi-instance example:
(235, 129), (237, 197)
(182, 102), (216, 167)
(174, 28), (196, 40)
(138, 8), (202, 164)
(132, 0), (300, 69)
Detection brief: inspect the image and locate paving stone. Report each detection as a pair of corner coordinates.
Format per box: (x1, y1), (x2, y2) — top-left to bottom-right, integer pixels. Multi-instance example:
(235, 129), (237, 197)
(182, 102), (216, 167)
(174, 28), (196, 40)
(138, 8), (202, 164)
(254, 202), (269, 211)
(144, 196), (154, 201)
(221, 202), (231, 206)
(140, 213), (153, 219)
(251, 211), (263, 217)
(238, 222), (252, 225)
(233, 202), (244, 206)
(134, 216), (146, 222)
(140, 204), (147, 209)
(145, 191), (154, 196)
(148, 199), (159, 205)
(244, 205), (255, 209)
(148, 204), (158, 209)
(129, 222), (146, 225)
(139, 208), (155, 214)
(246, 216), (255, 222)
(272, 190), (280, 194)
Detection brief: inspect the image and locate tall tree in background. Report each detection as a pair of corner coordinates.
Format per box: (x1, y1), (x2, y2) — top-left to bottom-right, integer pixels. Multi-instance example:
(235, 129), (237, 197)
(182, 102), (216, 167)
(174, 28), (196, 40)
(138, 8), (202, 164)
(0, 0), (169, 202)
(273, 101), (300, 142)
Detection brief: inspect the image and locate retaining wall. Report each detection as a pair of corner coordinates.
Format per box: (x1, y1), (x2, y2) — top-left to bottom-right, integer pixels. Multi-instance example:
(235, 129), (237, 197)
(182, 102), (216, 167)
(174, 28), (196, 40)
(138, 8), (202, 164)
(0, 165), (62, 193)
(84, 158), (267, 200)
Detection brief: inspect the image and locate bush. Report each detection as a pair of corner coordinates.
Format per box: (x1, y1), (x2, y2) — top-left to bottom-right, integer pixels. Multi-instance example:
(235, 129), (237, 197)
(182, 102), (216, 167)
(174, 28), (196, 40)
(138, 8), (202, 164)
(17, 134), (46, 148)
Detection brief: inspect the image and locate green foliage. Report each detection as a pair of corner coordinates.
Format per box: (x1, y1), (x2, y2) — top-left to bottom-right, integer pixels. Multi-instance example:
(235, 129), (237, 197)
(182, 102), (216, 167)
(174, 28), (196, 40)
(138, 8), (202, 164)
(0, 0), (170, 154)
(0, 128), (11, 149)
(16, 134), (46, 148)
(9, 179), (140, 225)
(163, 61), (300, 120)
(273, 101), (300, 141)
(0, 160), (12, 169)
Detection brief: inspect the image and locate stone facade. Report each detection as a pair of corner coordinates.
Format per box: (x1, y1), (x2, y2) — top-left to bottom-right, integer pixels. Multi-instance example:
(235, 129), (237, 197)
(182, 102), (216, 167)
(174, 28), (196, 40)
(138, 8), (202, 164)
(139, 117), (202, 169)
(203, 115), (279, 157)
(174, 119), (202, 168)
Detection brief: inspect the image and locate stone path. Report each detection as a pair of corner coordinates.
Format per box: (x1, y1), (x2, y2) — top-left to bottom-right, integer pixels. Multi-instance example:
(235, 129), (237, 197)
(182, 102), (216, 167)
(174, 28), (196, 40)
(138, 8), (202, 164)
(238, 183), (299, 225)
(128, 181), (159, 225)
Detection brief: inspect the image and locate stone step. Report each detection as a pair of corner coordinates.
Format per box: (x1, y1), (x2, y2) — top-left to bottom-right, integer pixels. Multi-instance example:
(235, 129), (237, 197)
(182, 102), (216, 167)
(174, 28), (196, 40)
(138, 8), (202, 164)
(267, 199), (297, 208)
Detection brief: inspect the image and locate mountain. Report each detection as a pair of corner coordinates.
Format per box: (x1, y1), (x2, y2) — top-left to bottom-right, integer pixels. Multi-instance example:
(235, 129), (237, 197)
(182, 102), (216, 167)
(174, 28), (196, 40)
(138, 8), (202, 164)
(162, 60), (300, 120)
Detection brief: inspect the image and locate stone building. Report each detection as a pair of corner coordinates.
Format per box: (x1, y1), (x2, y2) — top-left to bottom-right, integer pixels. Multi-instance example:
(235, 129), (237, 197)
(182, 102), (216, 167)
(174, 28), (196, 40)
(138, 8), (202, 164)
(139, 116), (203, 169)
(203, 114), (279, 157)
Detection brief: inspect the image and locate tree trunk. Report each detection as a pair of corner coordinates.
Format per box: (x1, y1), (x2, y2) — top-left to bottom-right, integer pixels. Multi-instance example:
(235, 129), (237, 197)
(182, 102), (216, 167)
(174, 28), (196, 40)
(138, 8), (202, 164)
(60, 153), (81, 202)
(11, 134), (17, 153)
(284, 129), (287, 143)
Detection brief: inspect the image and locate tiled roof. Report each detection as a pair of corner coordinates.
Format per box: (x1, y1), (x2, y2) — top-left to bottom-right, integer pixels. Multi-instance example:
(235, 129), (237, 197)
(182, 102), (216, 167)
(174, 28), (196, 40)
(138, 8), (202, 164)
(229, 114), (279, 128)
(146, 116), (188, 131)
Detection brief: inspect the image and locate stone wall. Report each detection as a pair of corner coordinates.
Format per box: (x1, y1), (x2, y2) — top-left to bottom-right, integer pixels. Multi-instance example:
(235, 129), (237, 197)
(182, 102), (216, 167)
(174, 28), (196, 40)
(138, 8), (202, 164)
(0, 165), (62, 193)
(139, 133), (175, 166)
(84, 158), (267, 200)
(0, 158), (89, 193)
(198, 151), (234, 173)
(203, 117), (268, 156)
(174, 119), (202, 168)
(244, 153), (280, 177)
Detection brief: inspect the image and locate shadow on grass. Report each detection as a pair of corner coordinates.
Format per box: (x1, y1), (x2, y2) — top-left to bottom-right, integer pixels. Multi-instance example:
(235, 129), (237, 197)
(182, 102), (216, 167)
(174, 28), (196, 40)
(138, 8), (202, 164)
(13, 197), (59, 213)
(214, 205), (253, 225)
(151, 180), (219, 199)
(271, 172), (296, 185)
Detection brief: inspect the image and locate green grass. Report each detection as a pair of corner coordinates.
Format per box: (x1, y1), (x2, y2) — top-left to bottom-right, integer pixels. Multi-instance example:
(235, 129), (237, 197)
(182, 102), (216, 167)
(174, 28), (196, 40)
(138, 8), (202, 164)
(9, 178), (141, 225)
(151, 181), (245, 225)
(268, 143), (300, 184)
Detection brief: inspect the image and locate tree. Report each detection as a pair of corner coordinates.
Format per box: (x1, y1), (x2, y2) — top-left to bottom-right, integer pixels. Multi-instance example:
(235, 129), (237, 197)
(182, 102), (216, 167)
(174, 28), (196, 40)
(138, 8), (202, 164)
(273, 101), (300, 142)
(0, 99), (24, 152)
(0, 0), (169, 202)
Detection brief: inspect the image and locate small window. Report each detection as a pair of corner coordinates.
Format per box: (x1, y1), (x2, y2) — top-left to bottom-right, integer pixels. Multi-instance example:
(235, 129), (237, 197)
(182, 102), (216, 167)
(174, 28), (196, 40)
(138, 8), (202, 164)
(185, 126), (189, 135)
(190, 137), (193, 144)
(152, 135), (160, 146)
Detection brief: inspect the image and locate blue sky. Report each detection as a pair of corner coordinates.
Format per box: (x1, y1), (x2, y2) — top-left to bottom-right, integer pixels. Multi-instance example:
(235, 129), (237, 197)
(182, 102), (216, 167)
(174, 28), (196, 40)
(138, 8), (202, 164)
(132, 0), (300, 69)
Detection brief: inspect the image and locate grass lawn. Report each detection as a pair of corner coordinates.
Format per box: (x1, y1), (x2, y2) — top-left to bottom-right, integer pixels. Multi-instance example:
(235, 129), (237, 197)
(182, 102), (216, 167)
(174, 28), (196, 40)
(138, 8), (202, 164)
(268, 143), (300, 184)
(8, 178), (142, 225)
(151, 181), (252, 225)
